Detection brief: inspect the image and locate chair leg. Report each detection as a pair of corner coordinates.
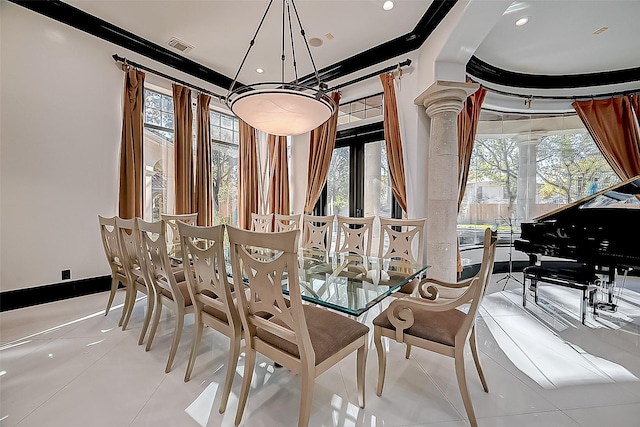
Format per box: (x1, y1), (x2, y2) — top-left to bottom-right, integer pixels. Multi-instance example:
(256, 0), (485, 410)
(234, 348), (256, 427)
(298, 363), (315, 427)
(454, 347), (478, 427)
(145, 296), (162, 352)
(184, 319), (204, 382)
(121, 285), (137, 330)
(105, 276), (119, 316)
(138, 290), (154, 345)
(470, 326), (488, 393)
(118, 284), (129, 327)
(405, 344), (412, 359)
(356, 340), (367, 408)
(219, 333), (241, 414)
(165, 309), (185, 373)
(374, 326), (386, 397)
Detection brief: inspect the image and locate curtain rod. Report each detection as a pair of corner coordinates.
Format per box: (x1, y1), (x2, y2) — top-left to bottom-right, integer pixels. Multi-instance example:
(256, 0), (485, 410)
(113, 53), (411, 98)
(327, 59), (412, 92)
(474, 78), (640, 103)
(112, 54), (227, 102)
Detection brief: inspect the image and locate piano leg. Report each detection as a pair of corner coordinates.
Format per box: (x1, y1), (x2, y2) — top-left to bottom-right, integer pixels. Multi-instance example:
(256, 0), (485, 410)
(522, 276), (539, 307)
(581, 289), (588, 325)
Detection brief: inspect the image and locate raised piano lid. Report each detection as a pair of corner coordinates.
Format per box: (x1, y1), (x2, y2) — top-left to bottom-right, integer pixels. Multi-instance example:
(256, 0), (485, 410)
(533, 174), (640, 222)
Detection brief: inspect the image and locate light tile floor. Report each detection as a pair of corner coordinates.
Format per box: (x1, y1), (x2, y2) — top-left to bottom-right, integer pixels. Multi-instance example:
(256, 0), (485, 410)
(1, 273), (639, 427)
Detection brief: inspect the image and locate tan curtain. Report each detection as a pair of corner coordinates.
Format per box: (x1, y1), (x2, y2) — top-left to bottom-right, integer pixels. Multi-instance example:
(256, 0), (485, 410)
(239, 120), (259, 230)
(193, 93), (212, 226)
(304, 91), (341, 214)
(573, 97), (640, 180)
(458, 85), (487, 208)
(118, 67), (145, 219)
(456, 84), (486, 274)
(630, 94), (640, 137)
(173, 84), (194, 214)
(380, 72), (408, 213)
(268, 134), (290, 215)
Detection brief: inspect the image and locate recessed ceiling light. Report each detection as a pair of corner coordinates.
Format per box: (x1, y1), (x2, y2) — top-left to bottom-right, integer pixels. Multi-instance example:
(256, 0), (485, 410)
(515, 16), (530, 26)
(256, 68), (264, 74)
(593, 26), (608, 35)
(383, 1), (394, 11)
(308, 37), (323, 47)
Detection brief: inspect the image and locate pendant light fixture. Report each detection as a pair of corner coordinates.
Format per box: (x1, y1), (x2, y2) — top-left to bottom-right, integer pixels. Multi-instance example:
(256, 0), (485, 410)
(225, 0), (336, 136)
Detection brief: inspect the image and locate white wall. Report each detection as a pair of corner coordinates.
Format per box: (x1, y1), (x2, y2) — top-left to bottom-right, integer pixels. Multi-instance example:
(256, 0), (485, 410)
(0, 3), (221, 291)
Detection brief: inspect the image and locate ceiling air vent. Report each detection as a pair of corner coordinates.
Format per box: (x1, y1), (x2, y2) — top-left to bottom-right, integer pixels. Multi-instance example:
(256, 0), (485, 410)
(167, 37), (193, 53)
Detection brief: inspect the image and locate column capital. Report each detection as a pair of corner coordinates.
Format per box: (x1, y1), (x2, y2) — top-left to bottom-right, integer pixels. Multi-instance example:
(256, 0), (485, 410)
(414, 80), (479, 118)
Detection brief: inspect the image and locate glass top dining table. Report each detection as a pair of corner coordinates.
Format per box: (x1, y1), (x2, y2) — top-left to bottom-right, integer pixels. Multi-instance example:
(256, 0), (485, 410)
(173, 244), (430, 317)
(282, 249), (430, 316)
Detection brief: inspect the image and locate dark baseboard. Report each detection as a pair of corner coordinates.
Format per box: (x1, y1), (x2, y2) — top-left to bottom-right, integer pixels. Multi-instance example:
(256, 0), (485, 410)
(1, 275), (115, 312)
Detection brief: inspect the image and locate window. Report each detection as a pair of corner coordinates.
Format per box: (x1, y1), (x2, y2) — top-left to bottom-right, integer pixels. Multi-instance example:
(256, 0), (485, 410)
(210, 110), (239, 226)
(142, 88), (239, 225)
(338, 94), (383, 125)
(457, 111), (619, 254)
(143, 89), (174, 221)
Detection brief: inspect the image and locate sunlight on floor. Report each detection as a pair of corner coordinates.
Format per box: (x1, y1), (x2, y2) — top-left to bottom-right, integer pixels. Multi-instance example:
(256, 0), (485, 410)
(484, 291), (639, 389)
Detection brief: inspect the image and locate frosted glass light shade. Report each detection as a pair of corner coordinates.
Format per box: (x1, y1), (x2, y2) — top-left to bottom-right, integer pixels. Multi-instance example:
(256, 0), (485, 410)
(229, 88), (334, 136)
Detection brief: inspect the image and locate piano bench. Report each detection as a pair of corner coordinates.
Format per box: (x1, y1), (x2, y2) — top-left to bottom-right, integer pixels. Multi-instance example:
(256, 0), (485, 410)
(522, 265), (598, 325)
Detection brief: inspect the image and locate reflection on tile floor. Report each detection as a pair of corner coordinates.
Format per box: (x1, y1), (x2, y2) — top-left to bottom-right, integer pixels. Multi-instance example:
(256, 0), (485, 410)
(1, 274), (639, 426)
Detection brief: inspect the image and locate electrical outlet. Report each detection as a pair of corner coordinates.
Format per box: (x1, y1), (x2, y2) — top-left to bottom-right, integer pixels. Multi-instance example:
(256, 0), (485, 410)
(62, 269), (71, 280)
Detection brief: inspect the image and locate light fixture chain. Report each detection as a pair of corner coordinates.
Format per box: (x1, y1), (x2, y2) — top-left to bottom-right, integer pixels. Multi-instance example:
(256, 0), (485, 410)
(281, 0), (286, 85)
(289, 0), (323, 89)
(286, 0), (299, 84)
(228, 0), (275, 94)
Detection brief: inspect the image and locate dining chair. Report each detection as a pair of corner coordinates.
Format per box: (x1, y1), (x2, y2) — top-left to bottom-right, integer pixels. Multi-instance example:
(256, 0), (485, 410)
(178, 222), (243, 413)
(161, 213), (198, 257)
(274, 213), (301, 232)
(227, 226), (369, 427)
(115, 217), (154, 344)
(373, 227), (497, 427)
(137, 218), (194, 373)
(250, 212), (273, 232)
(98, 215), (127, 323)
(301, 214), (334, 250)
(378, 217), (426, 296)
(334, 215), (374, 256)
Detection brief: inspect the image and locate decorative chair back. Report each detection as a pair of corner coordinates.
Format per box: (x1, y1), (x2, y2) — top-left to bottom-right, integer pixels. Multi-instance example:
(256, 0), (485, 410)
(335, 216), (374, 255)
(378, 217), (426, 263)
(137, 219), (185, 307)
(161, 213), (198, 254)
(301, 214), (334, 250)
(274, 213), (301, 232)
(250, 212), (273, 232)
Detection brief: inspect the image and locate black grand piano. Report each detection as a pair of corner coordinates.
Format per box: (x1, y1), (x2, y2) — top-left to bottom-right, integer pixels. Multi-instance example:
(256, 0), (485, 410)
(514, 175), (640, 323)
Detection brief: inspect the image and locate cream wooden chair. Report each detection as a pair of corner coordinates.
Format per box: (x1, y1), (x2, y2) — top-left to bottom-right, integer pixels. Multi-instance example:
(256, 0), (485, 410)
(115, 217), (154, 344)
(301, 214), (334, 250)
(161, 213), (197, 256)
(378, 217), (426, 296)
(178, 222), (243, 413)
(98, 215), (127, 323)
(250, 212), (273, 232)
(373, 227), (497, 427)
(227, 226), (369, 427)
(334, 215), (374, 255)
(274, 213), (301, 232)
(138, 218), (194, 373)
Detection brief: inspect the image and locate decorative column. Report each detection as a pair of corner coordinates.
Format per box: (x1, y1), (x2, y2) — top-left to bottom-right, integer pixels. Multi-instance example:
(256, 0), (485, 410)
(414, 81), (479, 283)
(516, 134), (539, 224)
